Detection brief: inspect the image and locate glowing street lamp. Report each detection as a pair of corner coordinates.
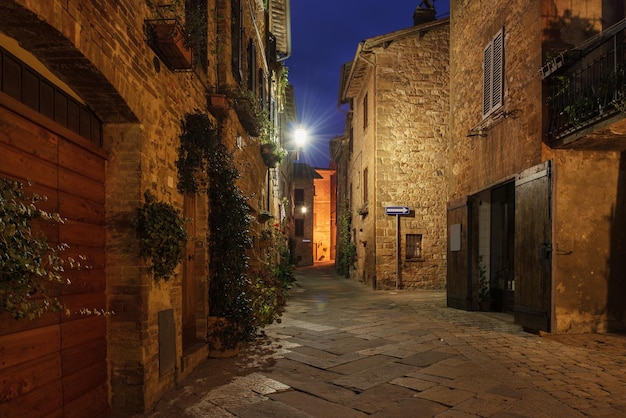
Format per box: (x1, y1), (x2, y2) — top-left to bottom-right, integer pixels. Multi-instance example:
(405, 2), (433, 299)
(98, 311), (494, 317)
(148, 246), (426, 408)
(294, 126), (307, 160)
(295, 127), (307, 147)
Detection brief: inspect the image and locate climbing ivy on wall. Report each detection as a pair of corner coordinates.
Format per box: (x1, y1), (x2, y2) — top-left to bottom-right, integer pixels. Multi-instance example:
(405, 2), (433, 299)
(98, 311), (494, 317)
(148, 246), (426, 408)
(336, 199), (356, 278)
(135, 190), (188, 281)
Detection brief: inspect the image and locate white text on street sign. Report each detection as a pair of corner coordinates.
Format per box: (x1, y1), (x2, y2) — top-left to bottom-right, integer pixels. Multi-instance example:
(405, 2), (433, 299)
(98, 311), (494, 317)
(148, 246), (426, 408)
(385, 206), (410, 215)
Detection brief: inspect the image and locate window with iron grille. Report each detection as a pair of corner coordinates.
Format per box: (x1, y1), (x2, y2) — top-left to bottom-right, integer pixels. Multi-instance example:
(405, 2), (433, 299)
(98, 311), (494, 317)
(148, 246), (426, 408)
(483, 28), (504, 118)
(406, 234), (423, 260)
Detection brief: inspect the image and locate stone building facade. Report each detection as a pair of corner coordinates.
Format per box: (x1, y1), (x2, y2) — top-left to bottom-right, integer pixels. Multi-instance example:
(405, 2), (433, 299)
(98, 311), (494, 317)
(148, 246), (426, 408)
(447, 0), (626, 334)
(313, 167), (336, 263)
(338, 10), (450, 290)
(0, 0), (293, 415)
(291, 162), (319, 266)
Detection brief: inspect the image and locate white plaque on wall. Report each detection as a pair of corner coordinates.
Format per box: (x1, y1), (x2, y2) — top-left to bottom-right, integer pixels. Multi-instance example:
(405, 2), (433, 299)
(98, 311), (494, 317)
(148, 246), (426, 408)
(450, 223), (461, 252)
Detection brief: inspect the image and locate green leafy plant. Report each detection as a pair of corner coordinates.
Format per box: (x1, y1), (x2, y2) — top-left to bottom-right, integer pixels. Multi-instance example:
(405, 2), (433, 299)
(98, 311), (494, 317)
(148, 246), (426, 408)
(247, 267), (286, 328)
(0, 178), (83, 319)
(177, 111), (291, 351)
(176, 110), (219, 194)
(135, 190), (189, 281)
(180, 111), (255, 350)
(336, 199), (356, 277)
(262, 221), (296, 291)
(478, 255), (492, 304)
(260, 141), (287, 167)
(227, 87), (274, 139)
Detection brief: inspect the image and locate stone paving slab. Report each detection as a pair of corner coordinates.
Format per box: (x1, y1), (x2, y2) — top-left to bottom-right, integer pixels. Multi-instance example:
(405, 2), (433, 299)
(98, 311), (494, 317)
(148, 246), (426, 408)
(331, 361), (420, 392)
(371, 397), (448, 417)
(229, 400), (314, 418)
(340, 383), (416, 414)
(268, 390), (367, 418)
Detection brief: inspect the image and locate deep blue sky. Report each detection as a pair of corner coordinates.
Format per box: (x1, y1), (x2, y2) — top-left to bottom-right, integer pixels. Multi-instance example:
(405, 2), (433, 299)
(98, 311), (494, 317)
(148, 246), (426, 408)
(286, 1), (451, 168)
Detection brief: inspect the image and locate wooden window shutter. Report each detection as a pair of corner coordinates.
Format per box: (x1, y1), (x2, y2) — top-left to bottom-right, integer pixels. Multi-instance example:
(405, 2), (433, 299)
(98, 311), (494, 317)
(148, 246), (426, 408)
(482, 43), (492, 117)
(492, 28), (504, 111)
(247, 39), (256, 92)
(482, 27), (504, 118)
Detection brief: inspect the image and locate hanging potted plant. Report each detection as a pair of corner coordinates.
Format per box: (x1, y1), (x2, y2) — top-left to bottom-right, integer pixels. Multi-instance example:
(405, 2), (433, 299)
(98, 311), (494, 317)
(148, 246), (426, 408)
(259, 142), (279, 168)
(144, 18), (194, 71)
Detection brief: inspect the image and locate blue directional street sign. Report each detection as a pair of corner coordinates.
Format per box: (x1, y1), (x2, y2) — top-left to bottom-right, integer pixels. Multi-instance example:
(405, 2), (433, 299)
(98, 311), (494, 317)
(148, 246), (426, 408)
(385, 206), (410, 215)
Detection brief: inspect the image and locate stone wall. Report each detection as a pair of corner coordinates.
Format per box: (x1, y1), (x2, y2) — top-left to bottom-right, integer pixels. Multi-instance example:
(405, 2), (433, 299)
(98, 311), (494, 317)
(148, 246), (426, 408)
(374, 22), (450, 290)
(450, 0), (544, 199)
(344, 20), (450, 290)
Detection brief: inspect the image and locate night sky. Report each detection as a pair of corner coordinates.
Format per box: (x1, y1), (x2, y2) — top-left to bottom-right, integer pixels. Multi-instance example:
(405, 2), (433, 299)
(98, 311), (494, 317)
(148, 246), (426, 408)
(285, 0), (451, 168)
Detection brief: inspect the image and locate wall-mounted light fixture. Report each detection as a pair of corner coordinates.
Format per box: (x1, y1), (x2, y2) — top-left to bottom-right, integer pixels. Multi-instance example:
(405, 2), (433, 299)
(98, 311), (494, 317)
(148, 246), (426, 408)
(294, 126), (307, 160)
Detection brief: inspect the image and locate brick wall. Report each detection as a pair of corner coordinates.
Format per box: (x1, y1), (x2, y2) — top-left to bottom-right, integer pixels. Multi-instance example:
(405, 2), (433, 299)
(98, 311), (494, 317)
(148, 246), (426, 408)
(1, 0), (274, 414)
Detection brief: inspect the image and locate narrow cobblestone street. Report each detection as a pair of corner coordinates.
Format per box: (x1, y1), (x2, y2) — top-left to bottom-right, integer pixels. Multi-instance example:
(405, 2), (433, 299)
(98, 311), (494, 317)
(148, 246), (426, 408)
(145, 263), (626, 417)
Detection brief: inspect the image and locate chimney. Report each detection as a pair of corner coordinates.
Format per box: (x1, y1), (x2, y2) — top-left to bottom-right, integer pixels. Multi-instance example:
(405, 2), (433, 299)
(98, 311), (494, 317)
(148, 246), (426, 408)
(413, 0), (436, 26)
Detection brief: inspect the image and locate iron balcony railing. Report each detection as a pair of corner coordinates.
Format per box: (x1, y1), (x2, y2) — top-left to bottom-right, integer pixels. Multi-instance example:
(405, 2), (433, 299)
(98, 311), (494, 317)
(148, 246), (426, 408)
(545, 18), (626, 144)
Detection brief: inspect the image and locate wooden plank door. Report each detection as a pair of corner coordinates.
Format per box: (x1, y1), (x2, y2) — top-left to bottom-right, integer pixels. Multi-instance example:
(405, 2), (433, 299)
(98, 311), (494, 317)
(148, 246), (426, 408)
(514, 161), (553, 332)
(446, 197), (475, 310)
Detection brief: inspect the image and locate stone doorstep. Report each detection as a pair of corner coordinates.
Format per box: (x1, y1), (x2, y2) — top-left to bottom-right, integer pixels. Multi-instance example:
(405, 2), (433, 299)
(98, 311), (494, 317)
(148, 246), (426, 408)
(179, 342), (209, 382)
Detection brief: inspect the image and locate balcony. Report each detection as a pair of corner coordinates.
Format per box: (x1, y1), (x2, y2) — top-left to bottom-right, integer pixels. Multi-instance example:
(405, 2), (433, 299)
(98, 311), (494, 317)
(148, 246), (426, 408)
(544, 18), (626, 150)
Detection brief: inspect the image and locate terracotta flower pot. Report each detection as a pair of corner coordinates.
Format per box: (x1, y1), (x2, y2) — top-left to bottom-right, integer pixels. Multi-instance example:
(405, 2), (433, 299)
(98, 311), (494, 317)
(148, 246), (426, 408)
(207, 316), (240, 358)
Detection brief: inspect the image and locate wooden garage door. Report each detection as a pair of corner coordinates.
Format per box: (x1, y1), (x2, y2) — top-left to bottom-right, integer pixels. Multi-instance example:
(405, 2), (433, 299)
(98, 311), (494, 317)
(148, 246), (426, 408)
(0, 89), (108, 416)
